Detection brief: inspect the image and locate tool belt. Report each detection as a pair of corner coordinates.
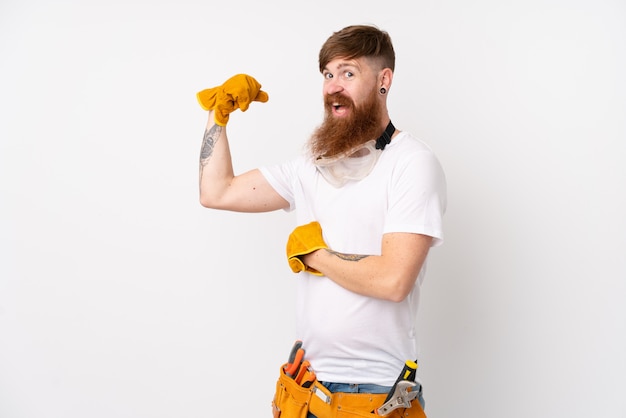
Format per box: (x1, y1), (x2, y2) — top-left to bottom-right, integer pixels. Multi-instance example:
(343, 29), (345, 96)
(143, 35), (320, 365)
(271, 363), (427, 418)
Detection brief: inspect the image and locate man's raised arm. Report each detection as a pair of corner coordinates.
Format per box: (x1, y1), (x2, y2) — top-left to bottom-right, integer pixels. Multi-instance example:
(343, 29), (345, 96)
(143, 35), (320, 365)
(196, 74), (288, 213)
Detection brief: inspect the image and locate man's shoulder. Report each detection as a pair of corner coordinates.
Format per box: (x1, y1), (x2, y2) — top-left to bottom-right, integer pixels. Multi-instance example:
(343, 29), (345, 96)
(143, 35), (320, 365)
(386, 133), (440, 165)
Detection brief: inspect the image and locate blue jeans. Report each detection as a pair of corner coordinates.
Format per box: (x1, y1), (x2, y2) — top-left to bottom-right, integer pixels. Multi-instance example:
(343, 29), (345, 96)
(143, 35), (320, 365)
(306, 382), (425, 418)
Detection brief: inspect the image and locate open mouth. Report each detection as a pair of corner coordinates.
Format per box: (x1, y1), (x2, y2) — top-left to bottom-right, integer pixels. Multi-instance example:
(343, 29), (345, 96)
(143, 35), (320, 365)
(332, 104), (347, 116)
(329, 100), (350, 116)
(326, 94), (351, 115)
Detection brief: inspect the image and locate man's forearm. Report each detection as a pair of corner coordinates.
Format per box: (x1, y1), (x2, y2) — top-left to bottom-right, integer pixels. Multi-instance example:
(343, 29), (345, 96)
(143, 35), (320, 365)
(199, 123), (222, 173)
(325, 250), (369, 262)
(302, 233), (432, 302)
(198, 113), (235, 208)
(305, 250), (404, 300)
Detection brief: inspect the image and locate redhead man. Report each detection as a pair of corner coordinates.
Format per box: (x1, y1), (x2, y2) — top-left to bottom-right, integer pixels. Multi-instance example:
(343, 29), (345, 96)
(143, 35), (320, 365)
(197, 24), (446, 418)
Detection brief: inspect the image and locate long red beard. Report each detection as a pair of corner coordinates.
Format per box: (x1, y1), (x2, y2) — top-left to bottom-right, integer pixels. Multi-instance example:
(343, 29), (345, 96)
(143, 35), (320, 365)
(308, 89), (383, 158)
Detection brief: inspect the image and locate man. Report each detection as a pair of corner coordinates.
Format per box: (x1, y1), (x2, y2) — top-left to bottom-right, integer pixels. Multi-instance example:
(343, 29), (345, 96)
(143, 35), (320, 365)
(197, 25), (446, 418)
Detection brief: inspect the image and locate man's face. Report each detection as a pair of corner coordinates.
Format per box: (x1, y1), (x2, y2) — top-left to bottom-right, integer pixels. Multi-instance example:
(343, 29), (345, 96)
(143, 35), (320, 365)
(309, 57), (384, 158)
(322, 57), (378, 118)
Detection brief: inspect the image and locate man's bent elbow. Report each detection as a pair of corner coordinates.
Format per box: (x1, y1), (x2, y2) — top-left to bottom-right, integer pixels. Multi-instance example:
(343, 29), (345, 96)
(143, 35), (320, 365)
(387, 290), (411, 304)
(199, 196), (212, 209)
(199, 192), (222, 209)
(385, 275), (418, 303)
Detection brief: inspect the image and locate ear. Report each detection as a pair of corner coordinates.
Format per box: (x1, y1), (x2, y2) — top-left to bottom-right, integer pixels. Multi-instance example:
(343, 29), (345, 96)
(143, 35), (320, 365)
(379, 68), (394, 91)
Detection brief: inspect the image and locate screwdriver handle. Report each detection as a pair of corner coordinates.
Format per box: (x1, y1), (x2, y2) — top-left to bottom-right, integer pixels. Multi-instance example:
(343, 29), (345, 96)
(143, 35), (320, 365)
(399, 359), (418, 382)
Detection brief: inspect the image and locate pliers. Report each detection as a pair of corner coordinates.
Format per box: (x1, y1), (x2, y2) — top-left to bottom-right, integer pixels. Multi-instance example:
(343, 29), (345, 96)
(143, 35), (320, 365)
(283, 340), (316, 387)
(284, 340), (304, 377)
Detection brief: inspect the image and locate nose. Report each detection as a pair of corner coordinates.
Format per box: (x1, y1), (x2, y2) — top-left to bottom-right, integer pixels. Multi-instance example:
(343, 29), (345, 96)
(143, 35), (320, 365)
(324, 78), (344, 96)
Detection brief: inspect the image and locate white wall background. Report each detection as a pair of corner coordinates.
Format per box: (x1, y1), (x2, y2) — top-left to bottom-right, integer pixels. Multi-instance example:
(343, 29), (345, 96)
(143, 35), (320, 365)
(1, 0), (624, 417)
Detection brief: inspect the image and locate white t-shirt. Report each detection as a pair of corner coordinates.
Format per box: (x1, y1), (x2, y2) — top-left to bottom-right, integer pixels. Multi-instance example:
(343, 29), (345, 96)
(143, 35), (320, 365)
(259, 131), (447, 386)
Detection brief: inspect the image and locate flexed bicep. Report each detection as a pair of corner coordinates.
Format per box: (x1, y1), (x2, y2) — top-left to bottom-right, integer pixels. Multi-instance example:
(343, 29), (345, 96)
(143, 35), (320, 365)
(196, 75), (286, 213)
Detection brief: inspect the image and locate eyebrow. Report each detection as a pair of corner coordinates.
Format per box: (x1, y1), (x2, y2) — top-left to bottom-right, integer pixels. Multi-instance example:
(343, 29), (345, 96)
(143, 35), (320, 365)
(323, 61), (358, 73)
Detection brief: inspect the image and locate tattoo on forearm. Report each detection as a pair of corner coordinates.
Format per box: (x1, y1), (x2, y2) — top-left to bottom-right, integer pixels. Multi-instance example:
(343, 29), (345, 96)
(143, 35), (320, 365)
(326, 249), (369, 262)
(199, 125), (222, 167)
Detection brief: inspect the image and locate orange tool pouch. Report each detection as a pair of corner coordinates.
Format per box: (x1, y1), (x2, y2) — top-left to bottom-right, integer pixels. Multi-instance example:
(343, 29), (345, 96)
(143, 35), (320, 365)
(271, 364), (427, 418)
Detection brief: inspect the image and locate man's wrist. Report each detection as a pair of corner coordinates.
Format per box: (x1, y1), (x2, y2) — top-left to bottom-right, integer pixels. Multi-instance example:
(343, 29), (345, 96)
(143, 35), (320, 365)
(302, 249), (323, 272)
